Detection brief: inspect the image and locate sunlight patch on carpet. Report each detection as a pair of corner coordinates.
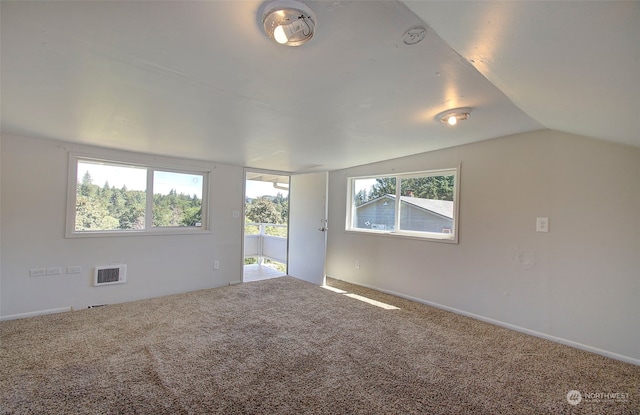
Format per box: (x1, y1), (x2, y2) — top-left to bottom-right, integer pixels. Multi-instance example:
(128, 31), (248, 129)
(344, 293), (400, 310)
(321, 285), (347, 294)
(322, 284), (399, 310)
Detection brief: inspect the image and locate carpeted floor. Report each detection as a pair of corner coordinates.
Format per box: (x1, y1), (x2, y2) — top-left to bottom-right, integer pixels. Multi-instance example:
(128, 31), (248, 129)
(1, 276), (638, 414)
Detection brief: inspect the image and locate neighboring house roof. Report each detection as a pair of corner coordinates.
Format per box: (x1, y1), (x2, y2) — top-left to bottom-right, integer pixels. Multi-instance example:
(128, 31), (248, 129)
(398, 196), (453, 219)
(357, 195), (453, 219)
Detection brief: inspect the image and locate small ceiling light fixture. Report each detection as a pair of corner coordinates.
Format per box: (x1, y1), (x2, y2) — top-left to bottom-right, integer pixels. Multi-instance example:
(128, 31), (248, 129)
(262, 0), (316, 46)
(436, 107), (472, 126)
(402, 27), (426, 45)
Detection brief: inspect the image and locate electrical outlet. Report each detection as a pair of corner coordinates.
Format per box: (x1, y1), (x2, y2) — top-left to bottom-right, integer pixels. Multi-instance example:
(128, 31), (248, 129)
(213, 260), (220, 270)
(355, 260), (360, 269)
(67, 266), (82, 274)
(536, 217), (549, 232)
(46, 267), (62, 275)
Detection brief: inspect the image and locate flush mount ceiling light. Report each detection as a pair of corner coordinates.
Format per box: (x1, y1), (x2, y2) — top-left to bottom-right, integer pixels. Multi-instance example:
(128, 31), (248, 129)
(262, 0), (316, 46)
(402, 27), (426, 45)
(436, 108), (472, 126)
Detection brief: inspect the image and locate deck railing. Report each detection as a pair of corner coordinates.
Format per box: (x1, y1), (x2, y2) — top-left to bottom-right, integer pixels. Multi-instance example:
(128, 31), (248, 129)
(244, 223), (287, 264)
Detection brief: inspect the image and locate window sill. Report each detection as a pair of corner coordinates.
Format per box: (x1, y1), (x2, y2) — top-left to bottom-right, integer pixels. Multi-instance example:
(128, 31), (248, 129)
(65, 228), (212, 238)
(345, 228), (458, 244)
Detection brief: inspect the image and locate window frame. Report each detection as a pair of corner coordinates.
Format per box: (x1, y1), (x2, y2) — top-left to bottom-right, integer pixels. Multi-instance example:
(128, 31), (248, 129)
(66, 153), (211, 238)
(345, 166), (460, 243)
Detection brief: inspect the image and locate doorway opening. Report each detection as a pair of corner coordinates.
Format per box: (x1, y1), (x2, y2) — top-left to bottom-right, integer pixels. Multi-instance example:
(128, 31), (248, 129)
(243, 170), (290, 282)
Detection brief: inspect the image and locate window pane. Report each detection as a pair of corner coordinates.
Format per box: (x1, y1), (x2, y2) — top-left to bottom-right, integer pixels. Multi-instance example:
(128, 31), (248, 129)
(152, 171), (203, 227)
(398, 174), (455, 234)
(347, 170), (458, 241)
(352, 177), (397, 231)
(75, 162), (147, 231)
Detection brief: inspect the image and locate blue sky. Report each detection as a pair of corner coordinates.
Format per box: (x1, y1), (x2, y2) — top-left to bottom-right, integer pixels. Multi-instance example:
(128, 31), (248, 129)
(245, 180), (288, 198)
(78, 162), (203, 197)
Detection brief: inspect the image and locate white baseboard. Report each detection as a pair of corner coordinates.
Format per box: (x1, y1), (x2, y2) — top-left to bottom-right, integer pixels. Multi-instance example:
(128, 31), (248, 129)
(0, 307), (72, 321)
(332, 278), (640, 367)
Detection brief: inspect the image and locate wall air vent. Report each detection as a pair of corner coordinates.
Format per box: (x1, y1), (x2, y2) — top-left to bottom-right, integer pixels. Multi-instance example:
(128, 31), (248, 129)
(94, 264), (127, 286)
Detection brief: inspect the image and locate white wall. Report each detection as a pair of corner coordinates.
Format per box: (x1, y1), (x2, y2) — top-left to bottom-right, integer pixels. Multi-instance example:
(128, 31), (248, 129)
(0, 133), (3, 315)
(326, 130), (640, 364)
(1, 133), (244, 318)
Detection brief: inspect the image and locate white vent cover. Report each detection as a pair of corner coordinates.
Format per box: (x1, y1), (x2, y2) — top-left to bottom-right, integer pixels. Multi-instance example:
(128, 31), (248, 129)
(94, 264), (127, 286)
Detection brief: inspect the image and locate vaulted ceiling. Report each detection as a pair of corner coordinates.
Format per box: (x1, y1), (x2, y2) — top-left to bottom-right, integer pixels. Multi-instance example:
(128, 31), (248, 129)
(1, 1), (638, 173)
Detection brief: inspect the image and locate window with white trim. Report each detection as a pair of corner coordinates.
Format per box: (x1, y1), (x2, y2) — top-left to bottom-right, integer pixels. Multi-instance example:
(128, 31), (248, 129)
(347, 168), (459, 242)
(67, 155), (210, 237)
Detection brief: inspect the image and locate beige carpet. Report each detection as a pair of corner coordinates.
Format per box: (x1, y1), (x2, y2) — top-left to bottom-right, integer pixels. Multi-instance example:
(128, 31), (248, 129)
(1, 276), (637, 414)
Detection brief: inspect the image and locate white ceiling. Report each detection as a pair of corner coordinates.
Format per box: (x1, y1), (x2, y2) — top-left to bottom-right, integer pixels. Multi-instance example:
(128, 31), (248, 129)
(1, 1), (638, 174)
(404, 0), (640, 149)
